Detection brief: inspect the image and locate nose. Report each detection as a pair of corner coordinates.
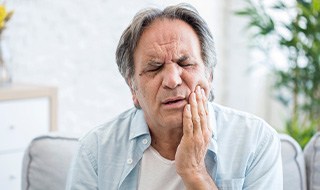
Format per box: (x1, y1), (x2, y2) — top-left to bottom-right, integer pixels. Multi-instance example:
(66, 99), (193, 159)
(162, 64), (182, 89)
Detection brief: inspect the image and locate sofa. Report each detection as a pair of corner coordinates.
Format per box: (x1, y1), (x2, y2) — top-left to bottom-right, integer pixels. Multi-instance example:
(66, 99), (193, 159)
(21, 132), (320, 190)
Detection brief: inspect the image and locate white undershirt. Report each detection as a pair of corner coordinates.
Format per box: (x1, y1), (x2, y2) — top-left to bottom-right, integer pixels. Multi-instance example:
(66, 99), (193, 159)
(138, 146), (185, 190)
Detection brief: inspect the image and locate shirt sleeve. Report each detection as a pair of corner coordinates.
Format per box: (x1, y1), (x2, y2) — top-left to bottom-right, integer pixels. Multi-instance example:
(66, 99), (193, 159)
(243, 125), (283, 190)
(65, 143), (98, 190)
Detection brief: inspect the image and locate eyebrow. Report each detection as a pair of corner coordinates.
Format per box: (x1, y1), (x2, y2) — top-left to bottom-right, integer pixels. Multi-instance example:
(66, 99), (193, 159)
(175, 56), (189, 64)
(145, 55), (189, 66)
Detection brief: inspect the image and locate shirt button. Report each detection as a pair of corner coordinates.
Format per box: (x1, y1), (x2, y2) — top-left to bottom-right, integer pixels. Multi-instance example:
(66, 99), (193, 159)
(127, 158), (133, 164)
(142, 139), (148, 145)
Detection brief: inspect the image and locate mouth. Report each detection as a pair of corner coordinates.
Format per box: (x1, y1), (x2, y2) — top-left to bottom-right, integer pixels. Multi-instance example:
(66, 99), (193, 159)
(162, 97), (186, 108)
(164, 99), (184, 104)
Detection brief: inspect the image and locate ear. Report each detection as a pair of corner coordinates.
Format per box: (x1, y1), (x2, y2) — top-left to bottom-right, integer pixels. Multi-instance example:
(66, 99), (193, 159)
(209, 70), (214, 82)
(205, 70), (214, 87)
(207, 71), (214, 102)
(128, 80), (141, 108)
(132, 91), (141, 108)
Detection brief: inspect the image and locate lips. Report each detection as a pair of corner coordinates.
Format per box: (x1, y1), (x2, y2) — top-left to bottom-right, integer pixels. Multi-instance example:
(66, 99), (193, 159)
(162, 96), (185, 105)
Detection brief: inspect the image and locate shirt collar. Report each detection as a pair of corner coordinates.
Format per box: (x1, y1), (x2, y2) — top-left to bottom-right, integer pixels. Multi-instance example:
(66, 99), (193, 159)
(129, 108), (150, 140)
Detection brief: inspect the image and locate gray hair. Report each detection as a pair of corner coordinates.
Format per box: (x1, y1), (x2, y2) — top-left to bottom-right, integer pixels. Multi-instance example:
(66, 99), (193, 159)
(116, 3), (217, 101)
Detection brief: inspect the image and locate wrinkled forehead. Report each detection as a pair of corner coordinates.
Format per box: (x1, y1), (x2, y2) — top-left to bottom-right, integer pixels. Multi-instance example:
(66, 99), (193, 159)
(134, 18), (202, 61)
(139, 18), (199, 44)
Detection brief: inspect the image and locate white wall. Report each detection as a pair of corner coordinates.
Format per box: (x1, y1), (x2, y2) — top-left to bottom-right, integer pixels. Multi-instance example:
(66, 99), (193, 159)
(3, 0), (284, 133)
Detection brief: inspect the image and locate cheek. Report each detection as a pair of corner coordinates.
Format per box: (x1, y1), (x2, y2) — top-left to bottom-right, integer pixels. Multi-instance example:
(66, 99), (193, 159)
(182, 70), (211, 93)
(135, 78), (158, 105)
(198, 79), (211, 96)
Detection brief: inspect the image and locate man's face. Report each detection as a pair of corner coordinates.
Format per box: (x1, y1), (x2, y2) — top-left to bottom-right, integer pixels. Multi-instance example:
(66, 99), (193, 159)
(132, 18), (212, 130)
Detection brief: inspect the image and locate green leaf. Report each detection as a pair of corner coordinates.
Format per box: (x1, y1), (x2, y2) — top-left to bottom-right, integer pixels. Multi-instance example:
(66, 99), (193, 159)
(312, 0), (320, 12)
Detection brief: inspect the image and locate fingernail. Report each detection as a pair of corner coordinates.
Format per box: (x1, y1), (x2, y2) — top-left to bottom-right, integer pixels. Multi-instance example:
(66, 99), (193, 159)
(192, 92), (196, 102)
(201, 89), (206, 98)
(196, 86), (202, 97)
(186, 104), (190, 111)
(196, 86), (201, 93)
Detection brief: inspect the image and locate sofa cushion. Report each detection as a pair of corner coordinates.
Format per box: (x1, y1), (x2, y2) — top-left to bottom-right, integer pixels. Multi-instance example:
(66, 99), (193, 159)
(279, 134), (307, 190)
(21, 134), (79, 190)
(304, 132), (320, 190)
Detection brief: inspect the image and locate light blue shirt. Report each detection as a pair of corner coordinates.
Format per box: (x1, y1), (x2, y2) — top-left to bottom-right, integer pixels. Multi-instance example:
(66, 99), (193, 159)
(66, 102), (283, 190)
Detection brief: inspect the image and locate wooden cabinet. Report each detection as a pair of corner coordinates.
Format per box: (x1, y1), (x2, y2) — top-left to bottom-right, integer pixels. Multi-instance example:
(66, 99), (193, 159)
(0, 84), (57, 190)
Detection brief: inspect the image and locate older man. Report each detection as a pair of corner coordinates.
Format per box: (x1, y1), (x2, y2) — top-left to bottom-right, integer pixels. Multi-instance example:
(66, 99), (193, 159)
(66, 3), (283, 190)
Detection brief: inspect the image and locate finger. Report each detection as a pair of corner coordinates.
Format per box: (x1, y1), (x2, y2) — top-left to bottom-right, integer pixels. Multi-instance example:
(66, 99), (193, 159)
(201, 88), (212, 144)
(183, 104), (193, 137)
(196, 87), (208, 134)
(201, 88), (210, 129)
(201, 88), (208, 116)
(201, 88), (211, 130)
(190, 92), (201, 135)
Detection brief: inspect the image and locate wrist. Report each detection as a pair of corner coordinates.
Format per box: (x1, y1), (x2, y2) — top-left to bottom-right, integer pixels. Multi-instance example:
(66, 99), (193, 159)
(179, 170), (218, 190)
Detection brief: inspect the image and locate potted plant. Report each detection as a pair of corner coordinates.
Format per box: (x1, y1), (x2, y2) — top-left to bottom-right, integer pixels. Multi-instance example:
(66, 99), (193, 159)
(0, 3), (13, 86)
(236, 0), (320, 148)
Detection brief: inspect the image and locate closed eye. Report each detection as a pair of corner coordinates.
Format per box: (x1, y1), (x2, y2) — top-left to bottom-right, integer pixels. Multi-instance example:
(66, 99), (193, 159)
(176, 56), (194, 68)
(179, 63), (193, 67)
(148, 66), (162, 72)
(145, 61), (163, 72)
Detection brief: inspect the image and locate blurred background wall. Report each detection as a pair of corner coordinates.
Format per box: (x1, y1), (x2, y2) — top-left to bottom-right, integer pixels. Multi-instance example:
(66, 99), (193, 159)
(3, 0), (284, 134)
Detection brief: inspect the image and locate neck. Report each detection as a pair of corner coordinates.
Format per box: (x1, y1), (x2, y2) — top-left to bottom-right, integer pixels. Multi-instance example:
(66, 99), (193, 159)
(149, 127), (183, 160)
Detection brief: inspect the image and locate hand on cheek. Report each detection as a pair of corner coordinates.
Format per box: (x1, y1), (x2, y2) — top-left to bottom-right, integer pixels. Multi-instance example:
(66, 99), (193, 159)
(175, 86), (213, 185)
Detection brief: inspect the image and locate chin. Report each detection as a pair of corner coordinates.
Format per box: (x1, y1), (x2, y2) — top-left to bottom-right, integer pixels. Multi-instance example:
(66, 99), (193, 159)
(163, 115), (183, 128)
(156, 107), (184, 128)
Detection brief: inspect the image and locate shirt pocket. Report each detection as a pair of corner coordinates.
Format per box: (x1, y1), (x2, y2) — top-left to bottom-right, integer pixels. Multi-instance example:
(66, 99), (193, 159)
(216, 178), (245, 190)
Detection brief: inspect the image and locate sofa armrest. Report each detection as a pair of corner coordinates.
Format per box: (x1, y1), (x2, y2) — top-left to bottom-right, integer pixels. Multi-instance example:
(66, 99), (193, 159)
(304, 132), (320, 190)
(21, 134), (79, 190)
(279, 133), (307, 190)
